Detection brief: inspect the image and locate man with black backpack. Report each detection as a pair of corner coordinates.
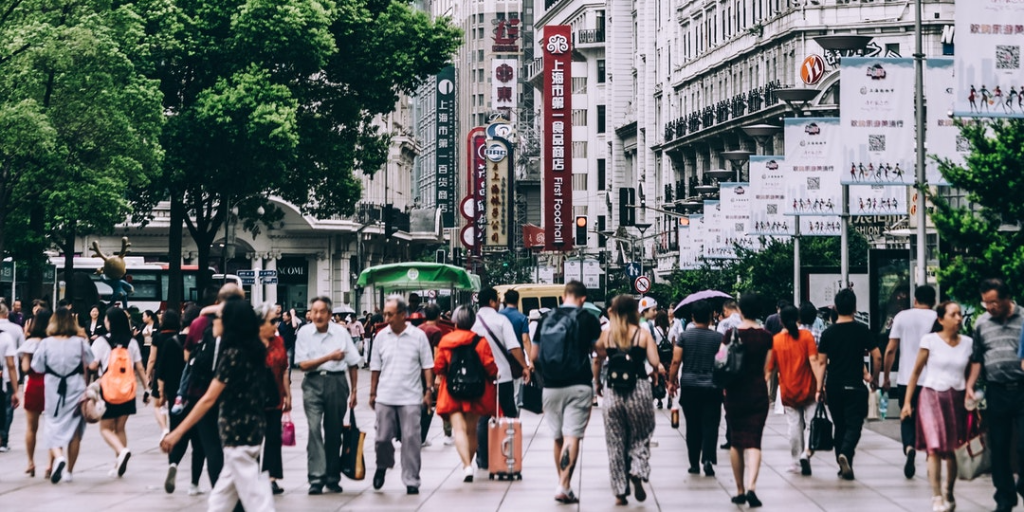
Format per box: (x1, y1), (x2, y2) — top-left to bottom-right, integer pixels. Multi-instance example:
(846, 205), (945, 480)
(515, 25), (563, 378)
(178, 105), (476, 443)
(530, 281), (602, 504)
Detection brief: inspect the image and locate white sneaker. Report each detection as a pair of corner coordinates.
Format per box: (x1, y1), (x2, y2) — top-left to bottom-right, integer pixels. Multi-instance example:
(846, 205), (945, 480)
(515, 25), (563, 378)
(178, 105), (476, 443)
(421, 439), (432, 447)
(443, 435), (454, 446)
(63, 471), (73, 483)
(116, 448), (132, 477)
(463, 465), (474, 483)
(188, 484), (203, 496)
(0, 445), (10, 452)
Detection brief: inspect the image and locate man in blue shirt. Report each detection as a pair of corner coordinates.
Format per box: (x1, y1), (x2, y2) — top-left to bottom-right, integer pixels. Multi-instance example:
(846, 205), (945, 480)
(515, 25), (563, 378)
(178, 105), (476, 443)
(499, 289), (531, 406)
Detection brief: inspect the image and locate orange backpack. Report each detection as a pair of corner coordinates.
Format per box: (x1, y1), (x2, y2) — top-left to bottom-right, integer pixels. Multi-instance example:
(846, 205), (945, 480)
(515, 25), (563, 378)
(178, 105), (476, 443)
(101, 343), (136, 405)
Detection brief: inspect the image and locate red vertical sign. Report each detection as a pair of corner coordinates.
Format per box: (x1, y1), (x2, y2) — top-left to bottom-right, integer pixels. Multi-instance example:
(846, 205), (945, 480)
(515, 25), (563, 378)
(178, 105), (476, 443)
(466, 127), (487, 255)
(543, 26), (572, 251)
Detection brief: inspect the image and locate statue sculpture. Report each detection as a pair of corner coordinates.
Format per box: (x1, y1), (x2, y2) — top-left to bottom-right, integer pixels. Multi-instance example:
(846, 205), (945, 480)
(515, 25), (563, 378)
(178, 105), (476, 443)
(91, 237), (134, 308)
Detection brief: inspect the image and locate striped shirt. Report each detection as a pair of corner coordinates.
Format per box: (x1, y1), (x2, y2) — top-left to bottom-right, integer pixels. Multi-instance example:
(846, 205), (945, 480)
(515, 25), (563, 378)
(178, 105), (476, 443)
(971, 306), (1024, 384)
(676, 327), (723, 388)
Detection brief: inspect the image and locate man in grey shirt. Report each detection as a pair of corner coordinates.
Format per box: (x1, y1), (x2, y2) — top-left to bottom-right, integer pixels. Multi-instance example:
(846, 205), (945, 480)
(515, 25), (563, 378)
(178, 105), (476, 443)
(966, 278), (1024, 512)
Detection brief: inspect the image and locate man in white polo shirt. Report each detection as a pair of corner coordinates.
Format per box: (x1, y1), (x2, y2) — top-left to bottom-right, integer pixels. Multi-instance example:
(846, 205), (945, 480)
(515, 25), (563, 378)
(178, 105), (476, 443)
(295, 296), (362, 495)
(369, 295), (434, 495)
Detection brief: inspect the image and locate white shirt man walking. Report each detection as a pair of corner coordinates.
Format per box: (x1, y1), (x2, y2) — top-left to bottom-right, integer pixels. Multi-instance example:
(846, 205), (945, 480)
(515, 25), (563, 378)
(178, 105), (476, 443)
(295, 296), (362, 495)
(369, 295), (434, 495)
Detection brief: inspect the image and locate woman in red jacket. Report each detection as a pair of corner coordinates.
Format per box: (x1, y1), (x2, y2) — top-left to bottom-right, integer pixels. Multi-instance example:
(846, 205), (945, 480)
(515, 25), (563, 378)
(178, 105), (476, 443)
(434, 306), (498, 483)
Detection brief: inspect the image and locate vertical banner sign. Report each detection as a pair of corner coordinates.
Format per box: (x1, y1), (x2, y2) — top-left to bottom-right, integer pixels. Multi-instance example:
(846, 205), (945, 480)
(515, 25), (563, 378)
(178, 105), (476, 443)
(718, 183), (758, 258)
(483, 138), (510, 247)
(435, 65), (456, 227)
(469, 127), (488, 254)
(703, 200), (727, 259)
(492, 59), (518, 122)
(954, 2), (1024, 118)
(677, 222), (692, 270)
(681, 215), (705, 270)
(839, 58), (916, 186)
(543, 26), (572, 251)
(926, 58), (962, 186)
(783, 117), (842, 217)
(749, 156), (793, 236)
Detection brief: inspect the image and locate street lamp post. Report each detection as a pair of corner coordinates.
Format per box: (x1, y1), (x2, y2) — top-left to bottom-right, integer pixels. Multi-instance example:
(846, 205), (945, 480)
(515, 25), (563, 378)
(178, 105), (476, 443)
(913, 0), (927, 287)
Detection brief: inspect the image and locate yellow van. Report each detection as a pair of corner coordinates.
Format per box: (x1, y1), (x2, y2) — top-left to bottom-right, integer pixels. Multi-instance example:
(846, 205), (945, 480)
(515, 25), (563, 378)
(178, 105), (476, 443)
(493, 284), (565, 316)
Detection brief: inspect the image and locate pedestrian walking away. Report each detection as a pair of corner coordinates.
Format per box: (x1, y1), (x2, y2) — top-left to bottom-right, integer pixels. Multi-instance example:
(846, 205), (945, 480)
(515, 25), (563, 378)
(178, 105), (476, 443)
(721, 292), (773, 508)
(369, 295), (434, 495)
(767, 305), (825, 477)
(89, 306), (148, 478)
(295, 296), (362, 494)
(817, 288), (882, 482)
(16, 308), (54, 478)
(901, 301), (973, 512)
(884, 284), (937, 479)
(30, 307), (95, 484)
(0, 301), (26, 452)
(531, 281), (602, 504)
(161, 299), (275, 512)
(965, 278), (1024, 512)
(592, 295), (661, 506)
(434, 306), (499, 483)
(668, 299), (723, 476)
(159, 307), (207, 495)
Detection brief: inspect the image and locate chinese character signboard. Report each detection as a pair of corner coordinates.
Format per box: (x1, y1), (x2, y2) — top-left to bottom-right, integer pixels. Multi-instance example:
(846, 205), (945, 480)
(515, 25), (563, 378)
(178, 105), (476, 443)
(783, 117), (842, 217)
(839, 58), (915, 186)
(492, 14), (521, 53)
(953, 2), (1024, 118)
(925, 58), (961, 186)
(543, 26), (572, 252)
(749, 156), (793, 237)
(718, 183), (758, 258)
(463, 127), (487, 254)
(703, 200), (727, 259)
(680, 215), (704, 270)
(483, 137), (511, 247)
(435, 65), (456, 227)
(492, 59), (517, 121)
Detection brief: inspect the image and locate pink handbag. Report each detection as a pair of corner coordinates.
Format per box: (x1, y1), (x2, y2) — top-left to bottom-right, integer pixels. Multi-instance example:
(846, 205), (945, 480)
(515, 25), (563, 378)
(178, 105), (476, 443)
(282, 413), (296, 447)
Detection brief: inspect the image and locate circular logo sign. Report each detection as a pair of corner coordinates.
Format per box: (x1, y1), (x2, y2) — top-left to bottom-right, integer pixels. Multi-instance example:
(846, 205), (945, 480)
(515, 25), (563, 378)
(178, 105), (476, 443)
(634, 276), (651, 294)
(800, 55), (826, 85)
(460, 196), (476, 221)
(460, 225), (477, 247)
(437, 79), (454, 95)
(406, 269), (420, 281)
(484, 142), (507, 162)
(546, 34), (569, 55)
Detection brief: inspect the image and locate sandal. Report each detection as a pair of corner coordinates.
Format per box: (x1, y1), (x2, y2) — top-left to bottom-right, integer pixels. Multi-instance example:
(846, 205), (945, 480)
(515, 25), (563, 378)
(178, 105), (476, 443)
(25, 465), (36, 477)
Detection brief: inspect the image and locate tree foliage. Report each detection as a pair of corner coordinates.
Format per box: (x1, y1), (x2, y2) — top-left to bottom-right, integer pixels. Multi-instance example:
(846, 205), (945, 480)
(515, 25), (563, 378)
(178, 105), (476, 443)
(931, 119), (1024, 301)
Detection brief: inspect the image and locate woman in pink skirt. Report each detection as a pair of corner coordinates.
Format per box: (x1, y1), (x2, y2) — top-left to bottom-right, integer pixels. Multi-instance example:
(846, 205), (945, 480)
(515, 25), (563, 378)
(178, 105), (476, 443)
(900, 301), (973, 512)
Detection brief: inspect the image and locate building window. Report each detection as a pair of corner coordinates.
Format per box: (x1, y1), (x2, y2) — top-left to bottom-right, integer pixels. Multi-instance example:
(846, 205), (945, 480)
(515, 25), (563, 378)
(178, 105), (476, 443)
(572, 173), (587, 191)
(572, 109), (588, 126)
(572, 141), (587, 158)
(477, 49), (484, 61)
(597, 60), (606, 83)
(597, 105), (606, 133)
(597, 215), (607, 247)
(597, 159), (606, 190)
(571, 76), (587, 94)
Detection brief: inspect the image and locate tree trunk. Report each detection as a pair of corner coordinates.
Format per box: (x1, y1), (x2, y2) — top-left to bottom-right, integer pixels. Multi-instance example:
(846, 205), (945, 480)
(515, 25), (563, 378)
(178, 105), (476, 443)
(61, 222), (76, 306)
(167, 194), (184, 311)
(25, 205), (45, 303)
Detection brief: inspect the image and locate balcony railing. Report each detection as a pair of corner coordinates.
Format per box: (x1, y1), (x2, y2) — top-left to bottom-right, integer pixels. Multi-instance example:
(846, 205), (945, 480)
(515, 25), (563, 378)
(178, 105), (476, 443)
(575, 29), (605, 45)
(663, 80), (782, 144)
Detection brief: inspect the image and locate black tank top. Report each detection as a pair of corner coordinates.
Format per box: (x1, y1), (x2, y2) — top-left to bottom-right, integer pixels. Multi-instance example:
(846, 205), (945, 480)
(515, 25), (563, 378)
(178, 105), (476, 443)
(607, 328), (646, 375)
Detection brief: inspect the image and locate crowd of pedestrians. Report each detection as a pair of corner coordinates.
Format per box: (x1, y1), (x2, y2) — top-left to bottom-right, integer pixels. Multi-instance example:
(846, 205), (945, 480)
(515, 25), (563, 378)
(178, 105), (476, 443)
(2, 276), (1024, 511)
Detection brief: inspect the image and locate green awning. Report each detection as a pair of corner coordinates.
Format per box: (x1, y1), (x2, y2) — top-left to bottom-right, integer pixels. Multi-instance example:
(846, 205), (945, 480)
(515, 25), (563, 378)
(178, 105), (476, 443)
(356, 263), (481, 291)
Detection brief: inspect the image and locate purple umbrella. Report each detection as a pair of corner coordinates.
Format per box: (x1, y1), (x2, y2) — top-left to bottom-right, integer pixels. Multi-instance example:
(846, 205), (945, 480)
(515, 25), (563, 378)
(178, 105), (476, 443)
(673, 290), (734, 313)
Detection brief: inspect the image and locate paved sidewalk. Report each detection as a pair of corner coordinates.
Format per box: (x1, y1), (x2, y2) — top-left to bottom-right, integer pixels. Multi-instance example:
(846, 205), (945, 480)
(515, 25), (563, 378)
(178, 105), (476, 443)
(0, 369), (1003, 511)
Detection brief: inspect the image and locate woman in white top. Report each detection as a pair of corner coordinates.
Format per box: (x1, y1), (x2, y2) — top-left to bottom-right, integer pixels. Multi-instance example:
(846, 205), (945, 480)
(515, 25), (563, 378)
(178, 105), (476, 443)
(900, 301), (973, 512)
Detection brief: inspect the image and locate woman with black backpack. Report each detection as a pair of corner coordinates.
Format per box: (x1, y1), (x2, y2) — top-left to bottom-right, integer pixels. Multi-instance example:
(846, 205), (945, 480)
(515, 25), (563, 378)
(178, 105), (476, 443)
(592, 295), (662, 506)
(433, 306), (498, 483)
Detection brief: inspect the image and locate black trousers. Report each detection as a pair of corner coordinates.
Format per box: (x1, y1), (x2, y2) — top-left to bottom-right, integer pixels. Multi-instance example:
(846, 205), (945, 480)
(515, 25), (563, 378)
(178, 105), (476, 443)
(263, 409), (283, 479)
(896, 384), (919, 452)
(983, 382), (1024, 509)
(196, 408), (224, 486)
(476, 381), (518, 469)
(169, 404), (206, 485)
(826, 384), (868, 465)
(0, 384), (6, 446)
(679, 386), (722, 467)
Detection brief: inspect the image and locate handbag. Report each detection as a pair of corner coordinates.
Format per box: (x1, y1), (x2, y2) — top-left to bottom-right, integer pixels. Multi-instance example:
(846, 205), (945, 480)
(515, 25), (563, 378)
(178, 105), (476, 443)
(478, 316), (524, 379)
(522, 378), (543, 414)
(956, 411), (991, 480)
(281, 413), (296, 447)
(340, 409), (366, 480)
(866, 383), (880, 421)
(711, 329), (744, 388)
(80, 381), (106, 424)
(808, 400), (835, 451)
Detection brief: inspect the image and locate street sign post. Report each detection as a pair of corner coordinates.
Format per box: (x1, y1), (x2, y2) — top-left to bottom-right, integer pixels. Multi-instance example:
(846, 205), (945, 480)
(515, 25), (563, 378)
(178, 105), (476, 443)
(624, 262), (641, 279)
(237, 270), (256, 278)
(259, 270), (277, 278)
(634, 275), (651, 294)
(261, 277), (278, 285)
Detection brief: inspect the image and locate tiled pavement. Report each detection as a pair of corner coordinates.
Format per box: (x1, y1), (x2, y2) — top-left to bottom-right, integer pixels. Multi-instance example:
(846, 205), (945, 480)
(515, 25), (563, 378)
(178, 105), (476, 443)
(0, 370), (1005, 511)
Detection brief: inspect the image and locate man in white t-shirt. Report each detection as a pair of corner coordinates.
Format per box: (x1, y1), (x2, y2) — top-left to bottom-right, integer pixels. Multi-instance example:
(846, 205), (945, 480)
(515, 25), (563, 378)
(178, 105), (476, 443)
(0, 330), (20, 450)
(883, 285), (937, 479)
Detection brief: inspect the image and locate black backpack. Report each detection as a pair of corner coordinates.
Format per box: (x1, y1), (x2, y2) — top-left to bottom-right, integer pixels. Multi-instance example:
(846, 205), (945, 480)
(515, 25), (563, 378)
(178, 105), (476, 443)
(536, 308), (589, 387)
(183, 314), (220, 400)
(607, 329), (642, 393)
(447, 336), (487, 400)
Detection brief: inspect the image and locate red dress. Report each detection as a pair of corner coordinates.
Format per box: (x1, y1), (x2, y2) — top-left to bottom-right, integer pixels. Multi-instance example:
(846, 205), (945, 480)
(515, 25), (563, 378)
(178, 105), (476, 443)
(265, 336), (288, 410)
(20, 341), (45, 413)
(434, 329), (498, 418)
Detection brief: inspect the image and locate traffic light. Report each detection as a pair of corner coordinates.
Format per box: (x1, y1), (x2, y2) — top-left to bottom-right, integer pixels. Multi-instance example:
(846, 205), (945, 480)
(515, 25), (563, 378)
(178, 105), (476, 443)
(435, 249), (446, 264)
(618, 187), (636, 226)
(575, 215), (588, 246)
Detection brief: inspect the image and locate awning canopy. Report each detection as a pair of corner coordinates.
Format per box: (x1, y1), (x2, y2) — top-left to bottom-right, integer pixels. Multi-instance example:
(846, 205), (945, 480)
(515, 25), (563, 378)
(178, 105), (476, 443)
(356, 263), (481, 291)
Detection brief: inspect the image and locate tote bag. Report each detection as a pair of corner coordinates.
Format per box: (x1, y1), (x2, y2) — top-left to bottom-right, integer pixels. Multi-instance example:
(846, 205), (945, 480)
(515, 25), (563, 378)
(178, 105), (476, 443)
(808, 400), (834, 452)
(340, 409), (366, 480)
(957, 411), (991, 481)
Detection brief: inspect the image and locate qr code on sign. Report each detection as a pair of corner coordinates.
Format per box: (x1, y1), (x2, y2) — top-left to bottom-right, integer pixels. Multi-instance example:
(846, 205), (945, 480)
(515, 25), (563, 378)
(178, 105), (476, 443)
(996, 45), (1020, 70)
(735, 223), (744, 232)
(807, 177), (821, 190)
(956, 135), (970, 152)
(767, 204), (778, 214)
(869, 134), (885, 152)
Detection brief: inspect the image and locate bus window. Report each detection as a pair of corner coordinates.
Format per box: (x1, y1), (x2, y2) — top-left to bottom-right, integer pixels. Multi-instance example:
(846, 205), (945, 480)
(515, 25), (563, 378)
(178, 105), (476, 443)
(128, 272), (160, 301)
(540, 297), (558, 310)
(522, 297), (540, 315)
